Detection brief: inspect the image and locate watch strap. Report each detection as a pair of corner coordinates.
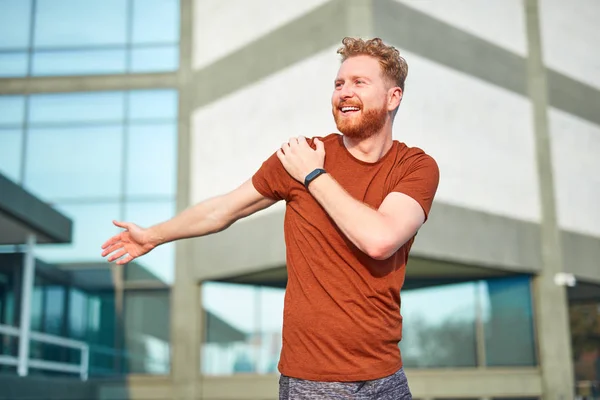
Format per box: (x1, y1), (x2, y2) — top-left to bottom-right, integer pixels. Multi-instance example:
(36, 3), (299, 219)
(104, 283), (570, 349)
(304, 168), (327, 188)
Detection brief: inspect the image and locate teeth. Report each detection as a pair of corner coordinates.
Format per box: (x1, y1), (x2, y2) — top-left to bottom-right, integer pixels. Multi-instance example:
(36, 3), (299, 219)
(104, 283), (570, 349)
(341, 107), (360, 112)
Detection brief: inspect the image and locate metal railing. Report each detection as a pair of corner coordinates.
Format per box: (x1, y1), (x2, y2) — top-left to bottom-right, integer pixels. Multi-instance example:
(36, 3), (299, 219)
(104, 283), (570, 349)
(0, 324), (89, 380)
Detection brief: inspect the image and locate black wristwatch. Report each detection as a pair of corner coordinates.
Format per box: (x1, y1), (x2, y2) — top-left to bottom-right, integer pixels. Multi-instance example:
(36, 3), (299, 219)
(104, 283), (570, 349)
(304, 168), (327, 189)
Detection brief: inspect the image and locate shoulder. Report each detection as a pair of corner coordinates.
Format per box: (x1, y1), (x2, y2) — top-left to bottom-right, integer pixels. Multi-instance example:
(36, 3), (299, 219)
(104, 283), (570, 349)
(396, 142), (437, 164)
(306, 133), (342, 149)
(393, 142), (439, 176)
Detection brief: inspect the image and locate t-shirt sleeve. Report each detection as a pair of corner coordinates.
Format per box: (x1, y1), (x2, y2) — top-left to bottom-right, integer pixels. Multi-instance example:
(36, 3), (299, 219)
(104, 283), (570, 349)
(251, 151), (291, 202)
(392, 153), (439, 221)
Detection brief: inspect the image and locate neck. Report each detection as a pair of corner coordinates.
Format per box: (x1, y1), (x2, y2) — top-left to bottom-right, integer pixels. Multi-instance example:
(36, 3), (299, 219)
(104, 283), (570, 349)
(342, 123), (394, 163)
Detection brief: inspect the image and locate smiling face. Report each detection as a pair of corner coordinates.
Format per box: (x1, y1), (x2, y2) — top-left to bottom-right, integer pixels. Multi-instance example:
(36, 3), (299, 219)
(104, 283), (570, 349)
(332, 55), (401, 140)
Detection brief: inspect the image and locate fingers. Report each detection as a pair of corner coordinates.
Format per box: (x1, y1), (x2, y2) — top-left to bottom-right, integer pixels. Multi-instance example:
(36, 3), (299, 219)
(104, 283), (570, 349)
(101, 233), (122, 250)
(116, 254), (134, 265)
(112, 220), (130, 230)
(314, 138), (324, 153)
(107, 248), (128, 263)
(101, 241), (123, 257)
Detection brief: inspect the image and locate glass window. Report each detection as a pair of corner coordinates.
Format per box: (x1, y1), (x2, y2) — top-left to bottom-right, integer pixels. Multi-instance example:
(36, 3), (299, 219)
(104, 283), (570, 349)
(0, 0), (32, 49)
(0, 129), (23, 183)
(201, 282), (285, 375)
(25, 126), (123, 200)
(0, 96), (26, 126)
(126, 123), (177, 198)
(29, 92), (124, 125)
(0, 53), (28, 77)
(129, 90), (178, 121)
(257, 286), (285, 374)
(68, 288), (87, 339)
(482, 276), (537, 366)
(34, 202), (121, 264)
(124, 202), (176, 284)
(400, 282), (478, 368)
(132, 0), (179, 44)
(34, 0), (127, 48)
(32, 49), (127, 76)
(130, 46), (179, 73)
(123, 289), (170, 374)
(569, 286), (600, 398)
(44, 285), (65, 335)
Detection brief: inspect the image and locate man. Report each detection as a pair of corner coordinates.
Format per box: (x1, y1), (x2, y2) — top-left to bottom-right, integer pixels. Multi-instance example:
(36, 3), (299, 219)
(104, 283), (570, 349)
(101, 37), (439, 399)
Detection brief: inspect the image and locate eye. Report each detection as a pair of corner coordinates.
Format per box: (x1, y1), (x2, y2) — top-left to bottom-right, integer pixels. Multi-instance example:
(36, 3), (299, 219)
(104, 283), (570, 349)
(335, 82), (343, 89)
(356, 79), (365, 85)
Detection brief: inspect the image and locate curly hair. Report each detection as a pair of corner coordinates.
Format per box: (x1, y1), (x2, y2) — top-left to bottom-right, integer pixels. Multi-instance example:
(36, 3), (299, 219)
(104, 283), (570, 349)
(337, 37), (408, 92)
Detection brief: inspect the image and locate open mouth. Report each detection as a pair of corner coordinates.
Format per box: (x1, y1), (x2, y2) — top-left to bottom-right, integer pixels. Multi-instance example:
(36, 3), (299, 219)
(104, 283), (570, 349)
(339, 106), (361, 114)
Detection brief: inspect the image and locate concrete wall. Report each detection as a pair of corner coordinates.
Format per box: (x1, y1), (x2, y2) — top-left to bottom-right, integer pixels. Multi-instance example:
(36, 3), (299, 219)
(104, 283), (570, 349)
(395, 0), (528, 56)
(392, 49), (539, 223)
(193, 0), (331, 69)
(540, 0), (600, 89)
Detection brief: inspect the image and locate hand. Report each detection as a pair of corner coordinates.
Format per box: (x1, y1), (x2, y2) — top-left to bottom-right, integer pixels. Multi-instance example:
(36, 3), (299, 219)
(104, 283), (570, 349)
(101, 220), (161, 265)
(276, 136), (325, 183)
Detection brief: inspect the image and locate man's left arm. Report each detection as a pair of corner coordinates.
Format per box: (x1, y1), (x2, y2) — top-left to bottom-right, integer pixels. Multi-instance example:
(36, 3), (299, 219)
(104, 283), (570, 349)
(308, 175), (425, 260)
(277, 136), (438, 260)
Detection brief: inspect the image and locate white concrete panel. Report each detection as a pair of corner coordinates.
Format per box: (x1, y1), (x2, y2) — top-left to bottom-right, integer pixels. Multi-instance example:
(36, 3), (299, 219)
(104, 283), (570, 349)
(191, 46), (341, 210)
(549, 108), (600, 237)
(394, 0), (527, 56)
(540, 0), (600, 89)
(193, 0), (331, 69)
(394, 50), (540, 223)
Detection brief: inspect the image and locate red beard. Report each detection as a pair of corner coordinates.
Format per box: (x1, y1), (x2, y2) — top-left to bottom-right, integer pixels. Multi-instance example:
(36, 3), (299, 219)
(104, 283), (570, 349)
(332, 103), (388, 140)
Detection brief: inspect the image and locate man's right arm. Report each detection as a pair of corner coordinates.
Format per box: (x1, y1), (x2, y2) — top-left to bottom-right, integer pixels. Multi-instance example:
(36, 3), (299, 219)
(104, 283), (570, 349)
(152, 179), (275, 243)
(101, 179), (276, 264)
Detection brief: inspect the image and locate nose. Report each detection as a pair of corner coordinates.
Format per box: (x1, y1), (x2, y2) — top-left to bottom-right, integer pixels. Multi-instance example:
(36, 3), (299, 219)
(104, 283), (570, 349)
(339, 83), (354, 99)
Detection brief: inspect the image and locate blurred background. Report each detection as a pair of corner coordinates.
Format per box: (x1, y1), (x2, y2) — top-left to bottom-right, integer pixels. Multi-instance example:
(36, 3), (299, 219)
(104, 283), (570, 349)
(0, 0), (598, 399)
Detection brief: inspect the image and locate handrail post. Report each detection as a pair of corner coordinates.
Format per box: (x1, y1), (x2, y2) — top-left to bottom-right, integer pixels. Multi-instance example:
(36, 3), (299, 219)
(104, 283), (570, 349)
(17, 234), (36, 377)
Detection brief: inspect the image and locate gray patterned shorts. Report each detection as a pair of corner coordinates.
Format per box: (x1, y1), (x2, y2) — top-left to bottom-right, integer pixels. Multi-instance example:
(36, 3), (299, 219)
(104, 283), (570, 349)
(279, 368), (412, 399)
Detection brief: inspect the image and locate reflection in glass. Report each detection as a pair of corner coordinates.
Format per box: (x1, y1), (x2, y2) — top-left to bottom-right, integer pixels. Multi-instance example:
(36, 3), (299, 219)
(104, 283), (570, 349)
(124, 202), (176, 284)
(0, 96), (26, 126)
(124, 290), (170, 374)
(0, 129), (23, 183)
(29, 92), (124, 125)
(202, 282), (285, 375)
(0, 0), (32, 49)
(483, 276), (536, 366)
(68, 288), (87, 339)
(132, 0), (180, 44)
(129, 90), (178, 121)
(25, 126), (123, 200)
(401, 282), (478, 368)
(35, 203), (121, 264)
(32, 50), (127, 76)
(126, 124), (177, 198)
(0, 53), (28, 77)
(569, 286), (600, 398)
(131, 46), (179, 73)
(44, 286), (65, 335)
(34, 0), (127, 47)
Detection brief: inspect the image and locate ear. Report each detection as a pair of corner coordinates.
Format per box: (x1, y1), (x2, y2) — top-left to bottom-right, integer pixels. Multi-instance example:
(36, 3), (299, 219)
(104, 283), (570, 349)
(387, 86), (403, 112)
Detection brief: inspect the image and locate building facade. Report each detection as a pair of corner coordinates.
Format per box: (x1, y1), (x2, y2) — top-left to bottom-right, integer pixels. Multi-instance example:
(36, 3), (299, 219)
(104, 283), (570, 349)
(1, 0), (599, 399)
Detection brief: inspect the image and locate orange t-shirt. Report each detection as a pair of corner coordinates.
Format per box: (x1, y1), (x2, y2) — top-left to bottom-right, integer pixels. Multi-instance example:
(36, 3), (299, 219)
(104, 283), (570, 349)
(251, 133), (439, 382)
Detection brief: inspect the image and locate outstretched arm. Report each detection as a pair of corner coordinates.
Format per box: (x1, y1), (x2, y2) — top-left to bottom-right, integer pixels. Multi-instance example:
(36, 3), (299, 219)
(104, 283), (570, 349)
(101, 179), (276, 264)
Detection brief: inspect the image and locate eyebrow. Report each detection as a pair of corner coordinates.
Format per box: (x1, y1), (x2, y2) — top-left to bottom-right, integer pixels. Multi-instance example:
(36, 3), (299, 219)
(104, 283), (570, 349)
(334, 75), (371, 83)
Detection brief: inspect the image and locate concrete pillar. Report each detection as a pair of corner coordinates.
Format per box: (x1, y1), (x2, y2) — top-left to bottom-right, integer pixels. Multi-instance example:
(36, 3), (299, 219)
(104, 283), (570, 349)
(345, 0), (373, 39)
(523, 0), (575, 399)
(171, 0), (201, 399)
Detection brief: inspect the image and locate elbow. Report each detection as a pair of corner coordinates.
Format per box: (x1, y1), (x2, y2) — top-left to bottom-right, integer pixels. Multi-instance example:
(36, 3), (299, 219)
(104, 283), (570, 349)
(364, 239), (397, 261)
